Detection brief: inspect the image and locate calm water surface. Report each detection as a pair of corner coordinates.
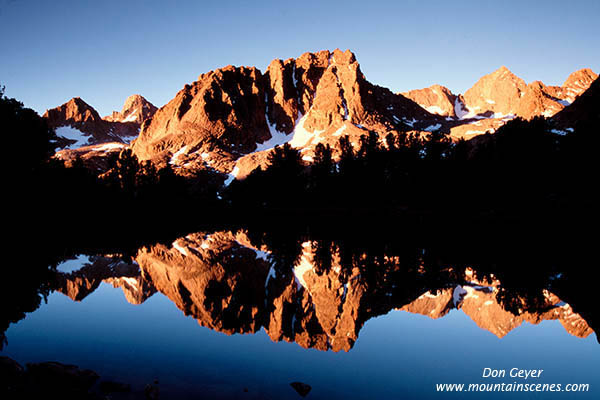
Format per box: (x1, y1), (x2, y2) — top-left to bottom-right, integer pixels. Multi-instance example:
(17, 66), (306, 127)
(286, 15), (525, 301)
(2, 230), (598, 399)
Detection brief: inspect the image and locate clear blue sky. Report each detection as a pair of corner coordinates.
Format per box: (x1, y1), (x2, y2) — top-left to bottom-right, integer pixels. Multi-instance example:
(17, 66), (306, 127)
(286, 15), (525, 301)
(1, 0), (598, 116)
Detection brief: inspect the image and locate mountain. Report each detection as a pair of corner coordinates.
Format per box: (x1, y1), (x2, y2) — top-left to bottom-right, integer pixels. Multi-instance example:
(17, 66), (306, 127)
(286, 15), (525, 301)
(131, 49), (442, 178)
(404, 66), (597, 140)
(43, 97), (114, 148)
(462, 66), (527, 117)
(406, 67), (598, 122)
(46, 50), (596, 180)
(43, 95), (157, 150)
(561, 68), (598, 103)
(552, 75), (600, 131)
(103, 94), (158, 125)
(401, 84), (460, 118)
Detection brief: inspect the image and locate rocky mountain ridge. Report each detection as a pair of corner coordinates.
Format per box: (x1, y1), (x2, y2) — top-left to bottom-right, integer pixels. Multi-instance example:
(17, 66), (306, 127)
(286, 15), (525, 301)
(130, 49), (441, 178)
(44, 51), (597, 182)
(127, 52), (598, 181)
(403, 67), (597, 138)
(43, 95), (157, 150)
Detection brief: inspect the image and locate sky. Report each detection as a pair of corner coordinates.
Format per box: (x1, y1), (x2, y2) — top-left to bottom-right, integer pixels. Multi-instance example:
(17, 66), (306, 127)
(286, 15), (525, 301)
(1, 0), (599, 116)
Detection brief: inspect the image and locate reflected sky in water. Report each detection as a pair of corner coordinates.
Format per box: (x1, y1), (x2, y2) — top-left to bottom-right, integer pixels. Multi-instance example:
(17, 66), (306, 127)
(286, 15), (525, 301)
(3, 280), (598, 399)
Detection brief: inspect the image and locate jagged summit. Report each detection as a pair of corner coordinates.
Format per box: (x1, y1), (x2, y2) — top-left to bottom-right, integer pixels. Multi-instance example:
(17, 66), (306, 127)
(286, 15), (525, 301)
(563, 68), (597, 88)
(43, 97), (103, 126)
(553, 75), (600, 130)
(462, 66), (526, 116)
(44, 94), (158, 152)
(131, 48), (438, 177)
(401, 84), (458, 117)
(104, 94), (158, 124)
(42, 51), (597, 179)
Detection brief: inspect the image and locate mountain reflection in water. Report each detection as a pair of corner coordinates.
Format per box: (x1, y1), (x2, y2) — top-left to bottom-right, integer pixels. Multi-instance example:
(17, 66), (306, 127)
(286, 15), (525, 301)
(46, 230), (595, 351)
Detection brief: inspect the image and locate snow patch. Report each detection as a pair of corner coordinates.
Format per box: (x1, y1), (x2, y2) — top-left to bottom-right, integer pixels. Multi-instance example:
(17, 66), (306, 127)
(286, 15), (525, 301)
(551, 129), (568, 136)
(224, 166), (240, 186)
(425, 105), (445, 115)
(289, 114), (325, 148)
(169, 146), (188, 166)
(122, 135), (138, 144)
(94, 143), (127, 152)
(56, 126), (91, 149)
(454, 99), (470, 120)
(172, 241), (189, 256)
(255, 114), (294, 152)
(122, 112), (138, 123)
(542, 110), (555, 118)
(423, 123), (442, 132)
(401, 117), (419, 128)
(332, 124), (347, 137)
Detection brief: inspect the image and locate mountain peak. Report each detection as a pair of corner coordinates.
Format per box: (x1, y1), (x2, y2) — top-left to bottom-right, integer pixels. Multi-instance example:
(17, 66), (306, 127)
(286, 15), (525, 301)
(401, 84), (458, 117)
(462, 66), (526, 116)
(329, 48), (357, 64)
(44, 97), (101, 123)
(131, 48), (433, 175)
(553, 75), (600, 129)
(104, 94), (157, 124)
(562, 68), (598, 89)
(65, 96), (95, 111)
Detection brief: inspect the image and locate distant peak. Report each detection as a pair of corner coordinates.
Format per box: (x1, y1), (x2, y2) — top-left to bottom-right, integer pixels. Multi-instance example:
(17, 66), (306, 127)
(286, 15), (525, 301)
(330, 48), (357, 64)
(493, 65), (514, 75)
(61, 97), (99, 115)
(122, 94), (152, 109)
(125, 94), (144, 102)
(563, 68), (598, 88)
(68, 97), (91, 107)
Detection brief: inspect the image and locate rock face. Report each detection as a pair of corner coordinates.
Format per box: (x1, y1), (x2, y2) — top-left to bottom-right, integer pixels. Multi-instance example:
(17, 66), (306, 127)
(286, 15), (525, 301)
(104, 94), (157, 125)
(552, 75), (600, 130)
(402, 84), (459, 118)
(404, 66), (597, 140)
(561, 68), (598, 103)
(43, 97), (114, 147)
(49, 51), (596, 179)
(131, 65), (271, 171)
(131, 49), (440, 177)
(516, 80), (564, 120)
(43, 95), (157, 150)
(462, 66), (526, 117)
